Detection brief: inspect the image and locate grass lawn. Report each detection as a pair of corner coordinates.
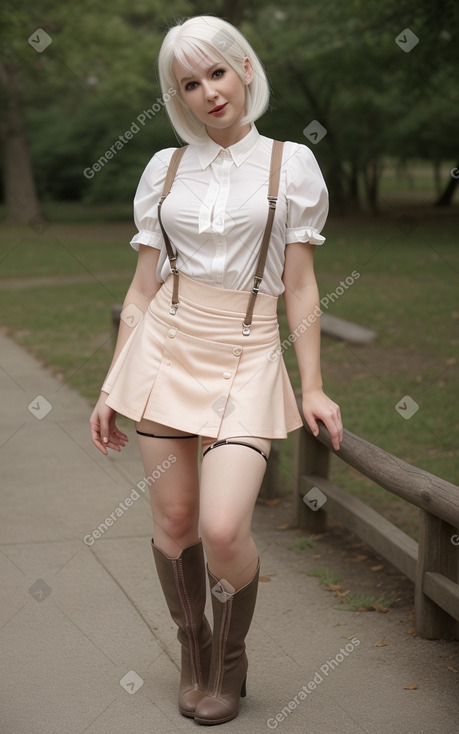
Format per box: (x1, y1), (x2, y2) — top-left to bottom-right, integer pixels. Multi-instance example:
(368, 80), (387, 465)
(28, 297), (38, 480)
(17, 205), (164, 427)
(0, 199), (457, 541)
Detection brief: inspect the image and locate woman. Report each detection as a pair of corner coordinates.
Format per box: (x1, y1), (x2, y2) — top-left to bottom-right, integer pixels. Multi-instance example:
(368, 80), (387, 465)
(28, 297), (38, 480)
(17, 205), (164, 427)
(90, 14), (342, 726)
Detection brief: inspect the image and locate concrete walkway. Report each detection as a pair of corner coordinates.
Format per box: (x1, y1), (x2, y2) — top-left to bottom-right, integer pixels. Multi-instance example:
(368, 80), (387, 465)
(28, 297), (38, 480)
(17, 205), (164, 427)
(1, 331), (458, 734)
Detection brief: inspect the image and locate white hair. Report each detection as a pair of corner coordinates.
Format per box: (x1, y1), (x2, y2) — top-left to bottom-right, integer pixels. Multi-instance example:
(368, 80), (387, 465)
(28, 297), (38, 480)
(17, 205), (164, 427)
(157, 15), (270, 144)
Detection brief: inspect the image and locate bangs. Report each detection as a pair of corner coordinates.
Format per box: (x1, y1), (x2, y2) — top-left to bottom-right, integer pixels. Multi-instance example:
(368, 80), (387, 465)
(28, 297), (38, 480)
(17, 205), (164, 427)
(173, 38), (227, 78)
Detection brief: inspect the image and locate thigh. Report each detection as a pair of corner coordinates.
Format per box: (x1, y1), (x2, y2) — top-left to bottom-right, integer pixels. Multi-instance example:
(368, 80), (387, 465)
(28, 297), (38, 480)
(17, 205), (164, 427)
(199, 435), (271, 537)
(135, 419), (200, 512)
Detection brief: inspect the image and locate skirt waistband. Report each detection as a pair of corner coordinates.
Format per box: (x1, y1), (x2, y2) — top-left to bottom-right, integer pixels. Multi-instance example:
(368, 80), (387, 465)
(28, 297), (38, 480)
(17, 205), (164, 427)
(161, 272), (279, 318)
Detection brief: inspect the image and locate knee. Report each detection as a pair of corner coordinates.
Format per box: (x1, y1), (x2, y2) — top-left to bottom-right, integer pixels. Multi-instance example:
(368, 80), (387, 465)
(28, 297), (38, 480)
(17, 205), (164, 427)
(156, 503), (198, 541)
(200, 522), (241, 560)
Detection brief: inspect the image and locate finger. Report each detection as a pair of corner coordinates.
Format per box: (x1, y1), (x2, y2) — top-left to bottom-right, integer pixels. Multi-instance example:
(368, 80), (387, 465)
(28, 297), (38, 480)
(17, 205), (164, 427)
(305, 414), (319, 436)
(99, 418), (111, 447)
(323, 416), (340, 450)
(90, 422), (108, 455)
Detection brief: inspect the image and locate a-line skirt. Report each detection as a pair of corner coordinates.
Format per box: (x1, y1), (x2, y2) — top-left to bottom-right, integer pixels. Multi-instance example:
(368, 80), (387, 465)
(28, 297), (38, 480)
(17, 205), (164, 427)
(102, 273), (303, 440)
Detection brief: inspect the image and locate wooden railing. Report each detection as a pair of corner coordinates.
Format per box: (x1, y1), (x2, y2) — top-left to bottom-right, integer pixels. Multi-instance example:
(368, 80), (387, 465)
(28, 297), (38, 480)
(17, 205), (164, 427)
(263, 402), (459, 641)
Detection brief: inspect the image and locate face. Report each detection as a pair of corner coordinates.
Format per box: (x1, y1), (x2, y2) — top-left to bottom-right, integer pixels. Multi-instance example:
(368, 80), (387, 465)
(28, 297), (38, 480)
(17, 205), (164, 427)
(173, 54), (253, 142)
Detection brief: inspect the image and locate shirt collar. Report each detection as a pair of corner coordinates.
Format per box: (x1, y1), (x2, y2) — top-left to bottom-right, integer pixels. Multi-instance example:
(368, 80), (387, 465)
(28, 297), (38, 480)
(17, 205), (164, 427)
(196, 125), (260, 169)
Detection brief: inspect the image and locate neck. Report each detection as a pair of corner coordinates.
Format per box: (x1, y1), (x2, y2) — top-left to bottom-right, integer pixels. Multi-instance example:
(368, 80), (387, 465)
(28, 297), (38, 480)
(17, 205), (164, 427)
(205, 123), (251, 149)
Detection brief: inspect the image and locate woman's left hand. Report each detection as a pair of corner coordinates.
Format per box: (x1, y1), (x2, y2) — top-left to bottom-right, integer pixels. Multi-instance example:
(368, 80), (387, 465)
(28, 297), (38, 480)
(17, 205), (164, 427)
(302, 389), (343, 450)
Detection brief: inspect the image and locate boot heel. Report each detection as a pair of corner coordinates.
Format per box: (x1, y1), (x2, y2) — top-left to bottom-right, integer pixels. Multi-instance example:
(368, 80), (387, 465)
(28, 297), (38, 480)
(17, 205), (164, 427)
(240, 675), (247, 698)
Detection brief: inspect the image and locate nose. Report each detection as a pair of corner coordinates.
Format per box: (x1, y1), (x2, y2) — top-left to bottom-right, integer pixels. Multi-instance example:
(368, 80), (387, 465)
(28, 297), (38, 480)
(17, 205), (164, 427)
(202, 79), (218, 101)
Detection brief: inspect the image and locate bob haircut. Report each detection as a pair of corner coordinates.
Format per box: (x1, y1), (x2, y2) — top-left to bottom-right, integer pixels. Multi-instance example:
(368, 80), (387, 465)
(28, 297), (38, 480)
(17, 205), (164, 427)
(157, 15), (270, 145)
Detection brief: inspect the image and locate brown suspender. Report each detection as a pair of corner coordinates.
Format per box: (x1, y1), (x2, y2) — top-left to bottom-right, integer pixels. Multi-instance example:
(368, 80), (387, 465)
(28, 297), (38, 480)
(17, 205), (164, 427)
(157, 146), (188, 316)
(157, 139), (284, 336)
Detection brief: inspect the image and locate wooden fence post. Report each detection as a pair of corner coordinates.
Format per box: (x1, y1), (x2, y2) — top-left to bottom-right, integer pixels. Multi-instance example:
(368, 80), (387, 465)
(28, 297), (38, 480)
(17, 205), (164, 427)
(259, 441), (280, 500)
(415, 510), (459, 639)
(293, 425), (330, 532)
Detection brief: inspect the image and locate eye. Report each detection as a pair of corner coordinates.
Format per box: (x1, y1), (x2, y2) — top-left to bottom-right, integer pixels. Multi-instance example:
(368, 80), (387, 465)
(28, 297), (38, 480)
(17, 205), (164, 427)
(184, 81), (198, 92)
(212, 68), (225, 78)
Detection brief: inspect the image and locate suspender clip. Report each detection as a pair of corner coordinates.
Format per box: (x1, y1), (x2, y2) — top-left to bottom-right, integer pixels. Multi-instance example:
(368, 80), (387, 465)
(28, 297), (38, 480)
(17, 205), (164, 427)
(252, 275), (262, 295)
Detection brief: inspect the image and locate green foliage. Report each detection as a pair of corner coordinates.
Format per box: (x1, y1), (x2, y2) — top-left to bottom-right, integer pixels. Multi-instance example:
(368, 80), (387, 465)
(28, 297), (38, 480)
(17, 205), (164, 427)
(1, 0), (458, 208)
(291, 536), (317, 551)
(307, 568), (343, 586)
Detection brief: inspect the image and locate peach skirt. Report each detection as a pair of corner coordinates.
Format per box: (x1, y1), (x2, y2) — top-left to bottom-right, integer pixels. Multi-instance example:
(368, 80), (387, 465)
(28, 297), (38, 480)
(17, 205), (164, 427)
(102, 273), (302, 440)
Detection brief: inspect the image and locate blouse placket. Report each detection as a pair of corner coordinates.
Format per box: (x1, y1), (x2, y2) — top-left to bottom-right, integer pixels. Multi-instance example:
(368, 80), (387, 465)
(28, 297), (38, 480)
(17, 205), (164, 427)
(199, 151), (233, 285)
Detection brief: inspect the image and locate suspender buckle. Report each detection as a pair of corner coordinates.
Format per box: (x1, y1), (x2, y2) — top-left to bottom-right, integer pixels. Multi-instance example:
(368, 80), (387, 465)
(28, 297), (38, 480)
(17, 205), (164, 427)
(170, 301), (179, 315)
(242, 322), (251, 336)
(267, 195), (278, 210)
(252, 275), (262, 295)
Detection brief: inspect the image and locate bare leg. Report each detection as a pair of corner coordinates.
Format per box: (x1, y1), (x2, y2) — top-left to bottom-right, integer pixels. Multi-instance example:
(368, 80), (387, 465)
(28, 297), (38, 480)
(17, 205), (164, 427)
(135, 418), (200, 558)
(199, 436), (271, 590)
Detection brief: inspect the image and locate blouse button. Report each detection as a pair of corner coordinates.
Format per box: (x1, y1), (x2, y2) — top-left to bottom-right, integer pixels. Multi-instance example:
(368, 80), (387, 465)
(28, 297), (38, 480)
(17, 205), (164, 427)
(168, 327), (177, 338)
(222, 371), (232, 379)
(232, 346), (242, 356)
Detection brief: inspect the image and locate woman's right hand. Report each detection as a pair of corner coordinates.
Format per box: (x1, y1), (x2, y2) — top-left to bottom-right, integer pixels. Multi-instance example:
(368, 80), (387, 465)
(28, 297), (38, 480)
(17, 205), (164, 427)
(90, 391), (129, 455)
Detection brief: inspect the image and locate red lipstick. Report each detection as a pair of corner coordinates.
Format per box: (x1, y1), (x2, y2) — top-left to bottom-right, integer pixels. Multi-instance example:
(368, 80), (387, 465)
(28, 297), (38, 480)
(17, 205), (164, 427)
(208, 103), (228, 115)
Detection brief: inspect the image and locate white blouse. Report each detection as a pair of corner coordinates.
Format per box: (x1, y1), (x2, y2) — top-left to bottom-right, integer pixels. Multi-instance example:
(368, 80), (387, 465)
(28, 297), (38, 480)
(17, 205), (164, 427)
(130, 125), (328, 296)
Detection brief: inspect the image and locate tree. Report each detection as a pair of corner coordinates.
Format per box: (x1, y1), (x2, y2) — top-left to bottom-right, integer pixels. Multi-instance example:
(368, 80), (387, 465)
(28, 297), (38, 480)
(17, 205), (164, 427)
(0, 4), (44, 224)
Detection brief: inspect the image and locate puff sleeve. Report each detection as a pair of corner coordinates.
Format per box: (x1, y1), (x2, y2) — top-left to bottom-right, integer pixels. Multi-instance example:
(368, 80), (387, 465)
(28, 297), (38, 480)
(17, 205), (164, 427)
(129, 147), (176, 251)
(285, 143), (329, 246)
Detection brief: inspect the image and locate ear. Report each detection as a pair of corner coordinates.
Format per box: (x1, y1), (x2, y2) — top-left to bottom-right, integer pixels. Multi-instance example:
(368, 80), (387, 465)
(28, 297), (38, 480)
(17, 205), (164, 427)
(243, 57), (254, 85)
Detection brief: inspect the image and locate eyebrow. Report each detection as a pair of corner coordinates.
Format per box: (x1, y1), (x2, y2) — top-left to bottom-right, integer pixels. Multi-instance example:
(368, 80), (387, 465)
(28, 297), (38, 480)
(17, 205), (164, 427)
(179, 62), (223, 84)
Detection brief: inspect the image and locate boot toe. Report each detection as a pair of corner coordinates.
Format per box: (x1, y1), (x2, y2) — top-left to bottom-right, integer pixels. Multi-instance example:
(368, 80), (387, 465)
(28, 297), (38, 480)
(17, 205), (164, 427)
(179, 687), (207, 717)
(194, 695), (238, 725)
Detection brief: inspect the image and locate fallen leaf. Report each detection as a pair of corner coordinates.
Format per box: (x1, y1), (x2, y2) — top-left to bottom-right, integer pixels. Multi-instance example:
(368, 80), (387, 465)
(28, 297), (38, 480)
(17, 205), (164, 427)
(350, 554), (368, 563)
(327, 583), (343, 592)
(335, 589), (349, 599)
(312, 554), (322, 560)
(375, 637), (387, 647)
(256, 497), (280, 506)
(371, 564), (384, 572)
(407, 612), (415, 621)
(372, 603), (389, 613)
(446, 666), (458, 673)
(276, 523), (291, 530)
(259, 575), (271, 582)
(404, 683), (418, 690)
(408, 626), (417, 636)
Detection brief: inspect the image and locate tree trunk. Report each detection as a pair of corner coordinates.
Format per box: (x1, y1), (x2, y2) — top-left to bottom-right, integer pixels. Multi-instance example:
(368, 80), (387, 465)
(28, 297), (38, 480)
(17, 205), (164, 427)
(0, 62), (44, 225)
(434, 164), (459, 207)
(433, 159), (441, 197)
(348, 160), (360, 208)
(364, 159), (381, 214)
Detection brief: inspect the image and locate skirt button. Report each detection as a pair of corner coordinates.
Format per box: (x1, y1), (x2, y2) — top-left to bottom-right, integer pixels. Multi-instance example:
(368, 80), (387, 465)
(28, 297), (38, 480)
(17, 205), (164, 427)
(168, 327), (177, 338)
(223, 371), (232, 379)
(232, 346), (242, 356)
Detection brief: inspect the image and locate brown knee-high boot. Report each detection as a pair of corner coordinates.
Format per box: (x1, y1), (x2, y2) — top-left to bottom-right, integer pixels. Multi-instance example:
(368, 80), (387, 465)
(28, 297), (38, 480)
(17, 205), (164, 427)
(151, 539), (213, 717)
(194, 559), (260, 725)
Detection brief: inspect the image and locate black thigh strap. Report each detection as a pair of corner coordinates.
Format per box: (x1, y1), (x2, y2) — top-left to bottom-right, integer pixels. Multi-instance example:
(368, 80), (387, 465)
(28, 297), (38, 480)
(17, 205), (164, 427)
(202, 439), (268, 463)
(136, 430), (197, 439)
